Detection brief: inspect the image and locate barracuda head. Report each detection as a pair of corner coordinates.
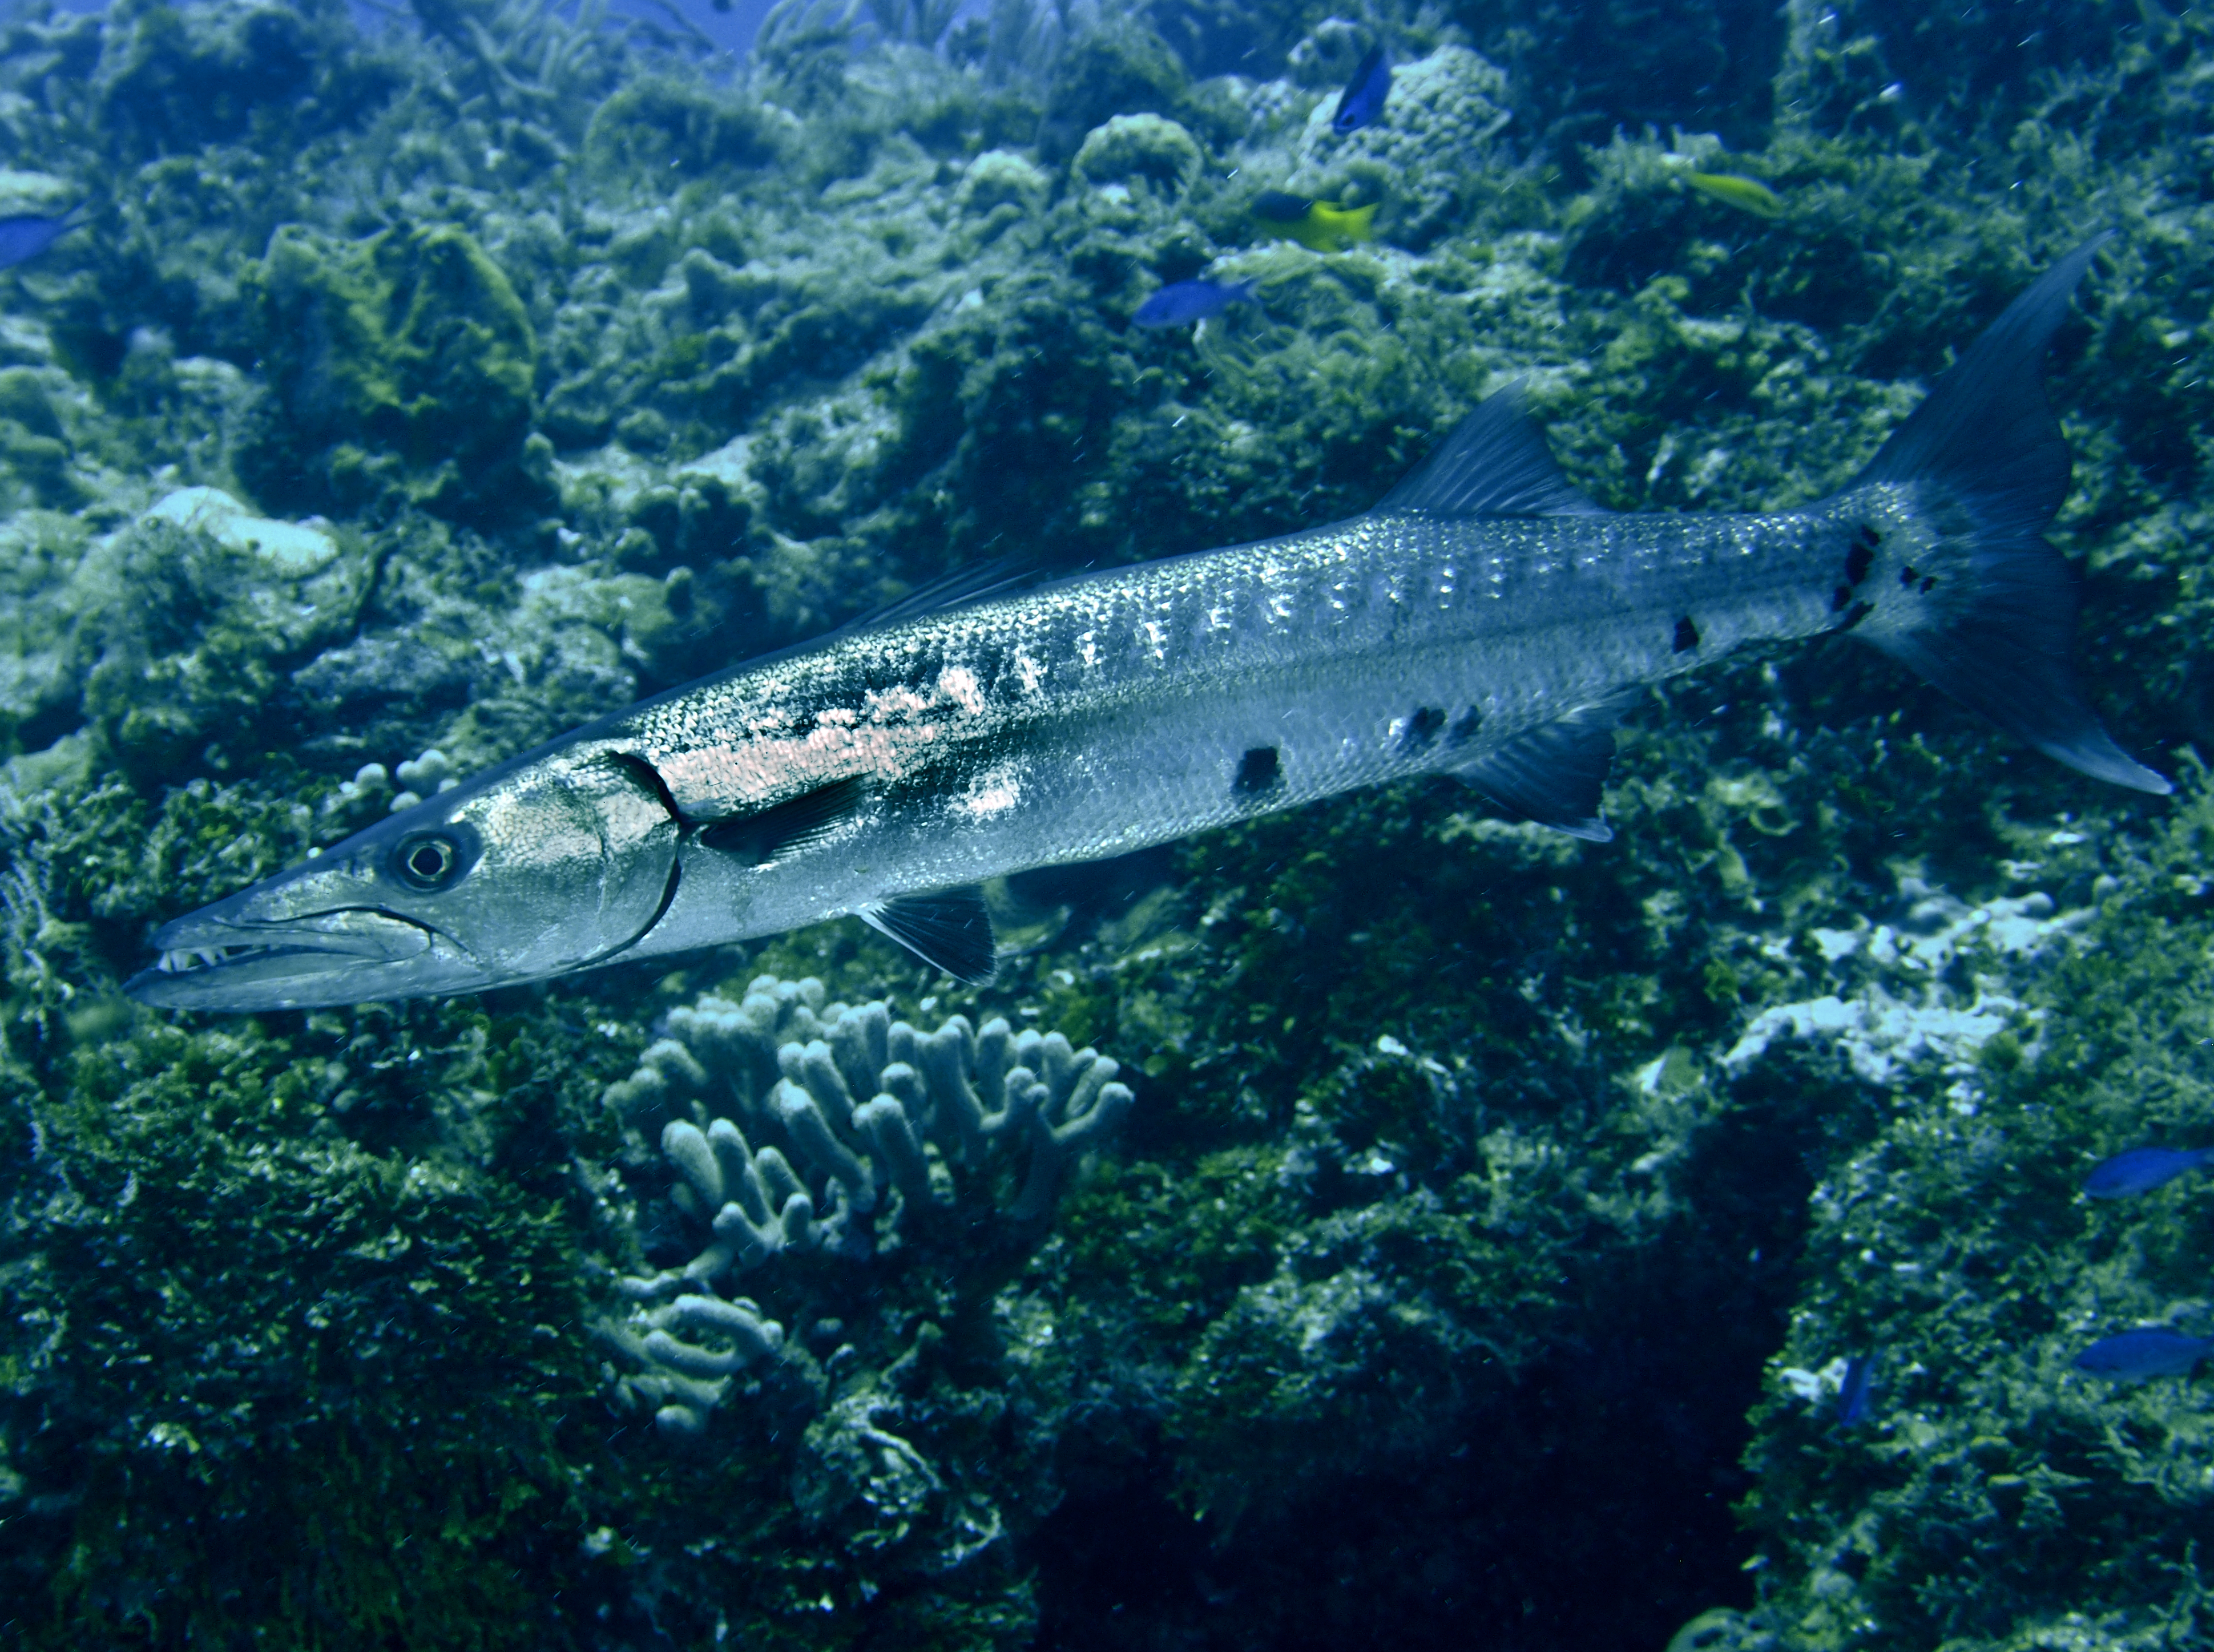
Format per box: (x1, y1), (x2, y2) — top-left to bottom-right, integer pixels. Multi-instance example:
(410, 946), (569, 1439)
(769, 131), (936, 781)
(126, 743), (681, 1012)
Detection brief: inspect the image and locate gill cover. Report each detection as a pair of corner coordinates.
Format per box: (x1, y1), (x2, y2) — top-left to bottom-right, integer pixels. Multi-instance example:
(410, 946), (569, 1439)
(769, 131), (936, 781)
(127, 744), (680, 1011)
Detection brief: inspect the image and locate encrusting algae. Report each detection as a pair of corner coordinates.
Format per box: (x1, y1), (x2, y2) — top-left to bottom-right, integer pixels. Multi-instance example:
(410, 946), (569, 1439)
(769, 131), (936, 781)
(2, 1), (2213, 1649)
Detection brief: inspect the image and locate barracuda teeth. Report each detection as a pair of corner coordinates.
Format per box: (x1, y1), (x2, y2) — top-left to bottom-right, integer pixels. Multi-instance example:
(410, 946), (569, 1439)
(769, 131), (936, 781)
(156, 946), (251, 975)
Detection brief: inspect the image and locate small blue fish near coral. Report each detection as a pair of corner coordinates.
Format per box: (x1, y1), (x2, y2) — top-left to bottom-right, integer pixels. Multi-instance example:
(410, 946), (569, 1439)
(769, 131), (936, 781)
(1835, 1354), (1877, 1425)
(1133, 277), (1258, 329)
(2074, 1328), (2214, 1381)
(0, 207), (82, 270)
(2084, 1145), (2214, 1198)
(1332, 43), (1391, 134)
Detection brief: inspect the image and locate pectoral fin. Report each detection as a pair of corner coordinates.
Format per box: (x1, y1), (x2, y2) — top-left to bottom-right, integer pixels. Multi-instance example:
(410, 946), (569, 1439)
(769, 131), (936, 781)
(862, 886), (997, 984)
(1451, 698), (1634, 841)
(699, 777), (870, 865)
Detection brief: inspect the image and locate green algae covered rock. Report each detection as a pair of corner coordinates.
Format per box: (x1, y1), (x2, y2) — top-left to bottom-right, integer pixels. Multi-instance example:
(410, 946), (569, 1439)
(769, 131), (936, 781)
(4, 0), (2214, 1645)
(1721, 775), (2214, 1649)
(583, 74), (795, 180)
(11, 488), (362, 787)
(1037, 14), (1195, 160)
(1285, 44), (1515, 249)
(0, 366), (82, 511)
(88, 0), (385, 160)
(1074, 111), (1205, 193)
(243, 223), (538, 515)
(0, 1007), (623, 1648)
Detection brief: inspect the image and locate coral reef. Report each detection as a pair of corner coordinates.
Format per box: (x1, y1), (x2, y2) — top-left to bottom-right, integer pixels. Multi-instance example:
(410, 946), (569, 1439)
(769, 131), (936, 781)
(1284, 44), (1514, 249)
(0, 0), (2212, 1646)
(596, 974), (1132, 1434)
(241, 221), (542, 515)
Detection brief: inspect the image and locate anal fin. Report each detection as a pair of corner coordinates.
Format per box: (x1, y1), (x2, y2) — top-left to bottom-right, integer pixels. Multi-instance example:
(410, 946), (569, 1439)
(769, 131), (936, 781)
(863, 886), (997, 984)
(1451, 696), (1634, 842)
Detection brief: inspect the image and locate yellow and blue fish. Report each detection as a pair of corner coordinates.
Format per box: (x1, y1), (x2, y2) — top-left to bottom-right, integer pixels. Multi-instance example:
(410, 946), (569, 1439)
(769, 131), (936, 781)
(1252, 189), (1377, 252)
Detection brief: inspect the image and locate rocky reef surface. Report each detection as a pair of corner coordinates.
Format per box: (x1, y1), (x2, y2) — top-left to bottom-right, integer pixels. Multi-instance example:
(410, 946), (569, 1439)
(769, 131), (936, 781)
(3, 0), (2214, 1647)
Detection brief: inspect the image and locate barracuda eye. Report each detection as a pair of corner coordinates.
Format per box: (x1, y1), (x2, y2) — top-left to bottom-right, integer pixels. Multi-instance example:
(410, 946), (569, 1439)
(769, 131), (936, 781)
(389, 828), (477, 892)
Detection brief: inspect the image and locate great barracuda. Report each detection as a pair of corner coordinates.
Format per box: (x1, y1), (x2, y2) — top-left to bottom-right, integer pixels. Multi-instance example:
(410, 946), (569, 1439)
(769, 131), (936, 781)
(129, 241), (2165, 1012)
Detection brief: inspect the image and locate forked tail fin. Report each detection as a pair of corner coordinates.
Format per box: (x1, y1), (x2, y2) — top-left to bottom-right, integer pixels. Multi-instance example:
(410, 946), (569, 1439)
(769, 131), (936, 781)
(1848, 235), (2169, 794)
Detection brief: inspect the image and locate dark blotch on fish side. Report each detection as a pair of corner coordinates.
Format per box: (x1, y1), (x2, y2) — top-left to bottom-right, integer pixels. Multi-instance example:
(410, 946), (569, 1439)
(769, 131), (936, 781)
(2084, 1145), (2214, 1198)
(1831, 585), (1854, 612)
(1900, 564), (1919, 587)
(1837, 600), (1874, 632)
(1448, 706), (1485, 746)
(1672, 616), (1700, 653)
(1402, 706), (1446, 750)
(1233, 745), (1282, 797)
(1845, 538), (1875, 586)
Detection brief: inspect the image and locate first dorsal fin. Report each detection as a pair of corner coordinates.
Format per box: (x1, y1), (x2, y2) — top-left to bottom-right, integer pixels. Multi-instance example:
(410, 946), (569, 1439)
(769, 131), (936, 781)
(862, 886), (998, 984)
(1381, 381), (1612, 520)
(849, 555), (1035, 635)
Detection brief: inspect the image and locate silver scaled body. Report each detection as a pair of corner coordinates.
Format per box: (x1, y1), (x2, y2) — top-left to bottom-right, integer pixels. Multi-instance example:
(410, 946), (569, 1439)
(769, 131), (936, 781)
(620, 500), (1849, 955)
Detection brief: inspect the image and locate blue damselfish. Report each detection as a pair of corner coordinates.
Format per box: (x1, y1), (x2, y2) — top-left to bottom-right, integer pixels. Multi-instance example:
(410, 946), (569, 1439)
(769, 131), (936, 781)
(1332, 44), (1390, 134)
(2083, 1145), (2214, 1198)
(0, 208), (79, 270)
(2074, 1329), (2214, 1381)
(1133, 277), (1259, 328)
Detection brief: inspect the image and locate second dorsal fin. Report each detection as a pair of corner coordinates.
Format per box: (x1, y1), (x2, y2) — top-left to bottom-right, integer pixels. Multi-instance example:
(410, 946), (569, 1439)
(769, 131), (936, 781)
(1381, 381), (1611, 520)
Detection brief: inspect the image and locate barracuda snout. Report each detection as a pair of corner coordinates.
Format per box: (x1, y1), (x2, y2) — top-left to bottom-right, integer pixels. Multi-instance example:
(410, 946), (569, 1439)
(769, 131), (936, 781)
(127, 740), (683, 1012)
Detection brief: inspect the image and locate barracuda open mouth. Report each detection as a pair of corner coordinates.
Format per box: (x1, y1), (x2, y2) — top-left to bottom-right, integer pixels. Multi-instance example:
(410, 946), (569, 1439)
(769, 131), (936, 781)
(124, 908), (450, 1011)
(151, 942), (305, 976)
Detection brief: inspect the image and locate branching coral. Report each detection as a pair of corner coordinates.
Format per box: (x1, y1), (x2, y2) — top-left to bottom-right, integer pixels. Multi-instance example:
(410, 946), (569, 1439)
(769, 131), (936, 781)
(410, 0), (636, 133)
(598, 975), (1131, 1435)
(763, 0), (1101, 81)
